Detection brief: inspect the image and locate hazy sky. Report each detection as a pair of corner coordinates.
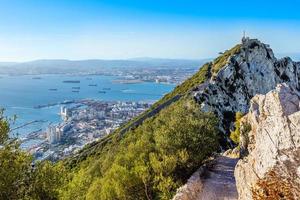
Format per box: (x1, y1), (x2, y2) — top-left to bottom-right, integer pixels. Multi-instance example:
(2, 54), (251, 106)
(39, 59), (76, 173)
(0, 0), (300, 61)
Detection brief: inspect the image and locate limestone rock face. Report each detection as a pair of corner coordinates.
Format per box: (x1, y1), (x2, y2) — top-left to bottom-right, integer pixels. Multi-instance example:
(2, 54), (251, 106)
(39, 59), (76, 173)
(172, 167), (204, 200)
(234, 84), (300, 200)
(194, 38), (300, 134)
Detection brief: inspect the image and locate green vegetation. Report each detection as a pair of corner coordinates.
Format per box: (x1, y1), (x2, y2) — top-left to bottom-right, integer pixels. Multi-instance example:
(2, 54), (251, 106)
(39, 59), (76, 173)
(230, 112), (243, 144)
(61, 98), (219, 200)
(211, 44), (241, 76)
(0, 110), (67, 200)
(230, 112), (251, 145)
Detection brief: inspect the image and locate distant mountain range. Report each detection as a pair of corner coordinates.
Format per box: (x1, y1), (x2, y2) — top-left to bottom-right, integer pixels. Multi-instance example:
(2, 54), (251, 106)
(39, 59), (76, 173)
(0, 58), (210, 75)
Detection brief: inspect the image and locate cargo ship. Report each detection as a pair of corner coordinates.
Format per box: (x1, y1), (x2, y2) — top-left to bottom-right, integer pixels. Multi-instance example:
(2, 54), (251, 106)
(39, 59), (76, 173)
(63, 80), (80, 83)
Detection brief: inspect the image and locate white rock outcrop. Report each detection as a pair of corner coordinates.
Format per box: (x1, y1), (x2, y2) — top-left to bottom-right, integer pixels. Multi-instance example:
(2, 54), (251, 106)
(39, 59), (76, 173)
(194, 38), (300, 134)
(172, 167), (205, 200)
(235, 84), (300, 199)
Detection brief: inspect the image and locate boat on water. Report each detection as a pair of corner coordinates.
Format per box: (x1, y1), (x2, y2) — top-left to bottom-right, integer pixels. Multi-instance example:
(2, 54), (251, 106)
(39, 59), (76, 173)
(88, 84), (97, 87)
(72, 87), (80, 89)
(63, 80), (80, 83)
(32, 77), (42, 80)
(34, 103), (56, 109)
(102, 87), (111, 90)
(72, 90), (80, 93)
(48, 88), (58, 91)
(98, 91), (106, 94)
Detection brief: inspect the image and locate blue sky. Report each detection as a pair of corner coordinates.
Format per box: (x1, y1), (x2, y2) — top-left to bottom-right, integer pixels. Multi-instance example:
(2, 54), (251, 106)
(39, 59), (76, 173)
(0, 0), (300, 61)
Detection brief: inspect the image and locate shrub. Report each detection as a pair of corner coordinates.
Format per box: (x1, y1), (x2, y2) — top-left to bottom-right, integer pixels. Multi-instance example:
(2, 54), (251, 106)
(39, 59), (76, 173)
(230, 112), (244, 144)
(212, 44), (241, 76)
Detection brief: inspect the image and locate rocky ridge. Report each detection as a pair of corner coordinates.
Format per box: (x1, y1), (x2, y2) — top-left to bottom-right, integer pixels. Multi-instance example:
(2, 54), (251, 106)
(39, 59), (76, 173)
(194, 38), (300, 136)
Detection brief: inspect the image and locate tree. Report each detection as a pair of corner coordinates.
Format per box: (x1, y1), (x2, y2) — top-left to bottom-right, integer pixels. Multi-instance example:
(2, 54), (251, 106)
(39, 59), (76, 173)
(0, 109), (33, 199)
(27, 161), (67, 200)
(0, 109), (66, 200)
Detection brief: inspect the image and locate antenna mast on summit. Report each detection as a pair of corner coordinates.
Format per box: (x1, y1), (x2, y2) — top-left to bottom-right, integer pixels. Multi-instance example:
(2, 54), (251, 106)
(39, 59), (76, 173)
(242, 30), (247, 44)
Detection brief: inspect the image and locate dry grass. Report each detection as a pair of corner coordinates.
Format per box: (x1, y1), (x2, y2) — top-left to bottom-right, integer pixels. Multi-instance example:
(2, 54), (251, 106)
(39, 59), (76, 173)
(252, 149), (300, 200)
(252, 170), (295, 200)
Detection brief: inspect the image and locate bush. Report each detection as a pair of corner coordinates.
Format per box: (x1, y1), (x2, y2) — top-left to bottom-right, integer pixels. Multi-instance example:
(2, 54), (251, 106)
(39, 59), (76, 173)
(230, 112), (244, 144)
(230, 112), (251, 145)
(212, 44), (241, 76)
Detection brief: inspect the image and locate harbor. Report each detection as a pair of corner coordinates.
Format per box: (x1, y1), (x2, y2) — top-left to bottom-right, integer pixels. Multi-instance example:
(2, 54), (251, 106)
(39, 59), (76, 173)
(0, 74), (175, 155)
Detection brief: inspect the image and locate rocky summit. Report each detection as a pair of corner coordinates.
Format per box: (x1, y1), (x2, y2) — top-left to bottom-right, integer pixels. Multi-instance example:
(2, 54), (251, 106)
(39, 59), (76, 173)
(194, 38), (300, 136)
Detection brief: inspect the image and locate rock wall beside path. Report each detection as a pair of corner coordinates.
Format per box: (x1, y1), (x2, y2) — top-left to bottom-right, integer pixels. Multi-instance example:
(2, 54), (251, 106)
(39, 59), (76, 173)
(235, 84), (300, 200)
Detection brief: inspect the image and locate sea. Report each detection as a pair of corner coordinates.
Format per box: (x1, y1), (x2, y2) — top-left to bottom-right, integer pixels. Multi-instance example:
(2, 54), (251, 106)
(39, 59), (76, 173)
(0, 74), (174, 148)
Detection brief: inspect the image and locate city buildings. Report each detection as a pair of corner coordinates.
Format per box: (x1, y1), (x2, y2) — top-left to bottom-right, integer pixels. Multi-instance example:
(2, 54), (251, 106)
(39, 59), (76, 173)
(35, 100), (152, 161)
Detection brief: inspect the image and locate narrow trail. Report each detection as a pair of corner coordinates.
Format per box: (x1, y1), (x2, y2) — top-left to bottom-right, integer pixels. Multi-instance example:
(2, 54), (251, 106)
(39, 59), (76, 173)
(197, 156), (239, 200)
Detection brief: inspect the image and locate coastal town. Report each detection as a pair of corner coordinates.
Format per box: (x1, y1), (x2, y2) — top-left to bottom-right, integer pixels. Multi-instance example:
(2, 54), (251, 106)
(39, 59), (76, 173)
(27, 99), (152, 161)
(12, 66), (200, 161)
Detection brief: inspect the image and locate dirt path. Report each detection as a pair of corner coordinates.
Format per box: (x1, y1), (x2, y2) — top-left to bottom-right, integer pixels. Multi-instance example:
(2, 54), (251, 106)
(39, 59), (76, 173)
(197, 156), (239, 200)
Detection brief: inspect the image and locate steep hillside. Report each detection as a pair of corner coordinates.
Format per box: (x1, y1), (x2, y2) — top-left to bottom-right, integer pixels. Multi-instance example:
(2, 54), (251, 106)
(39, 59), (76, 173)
(61, 42), (246, 200)
(63, 38), (300, 199)
(62, 98), (219, 199)
(67, 43), (243, 166)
